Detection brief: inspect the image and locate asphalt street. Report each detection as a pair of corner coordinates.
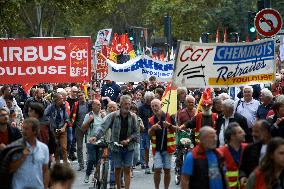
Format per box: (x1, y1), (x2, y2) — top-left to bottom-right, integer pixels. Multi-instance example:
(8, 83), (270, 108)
(70, 144), (180, 189)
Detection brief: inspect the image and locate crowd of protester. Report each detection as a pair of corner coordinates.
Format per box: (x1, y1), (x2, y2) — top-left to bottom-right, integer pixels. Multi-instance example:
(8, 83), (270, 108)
(2, 75), (284, 189)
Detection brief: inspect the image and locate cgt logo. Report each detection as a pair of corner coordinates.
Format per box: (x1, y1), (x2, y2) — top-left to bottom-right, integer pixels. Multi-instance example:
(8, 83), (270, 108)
(116, 43), (129, 54)
(70, 49), (88, 60)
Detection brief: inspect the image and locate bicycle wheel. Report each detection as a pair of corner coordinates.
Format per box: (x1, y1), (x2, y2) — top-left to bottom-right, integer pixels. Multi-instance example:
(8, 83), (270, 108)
(101, 160), (109, 189)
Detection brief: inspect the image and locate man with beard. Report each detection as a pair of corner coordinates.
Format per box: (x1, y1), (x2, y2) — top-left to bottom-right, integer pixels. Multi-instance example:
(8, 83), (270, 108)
(0, 107), (22, 150)
(148, 99), (178, 189)
(90, 95), (138, 189)
(180, 91), (218, 145)
(239, 120), (271, 188)
(23, 88), (49, 118)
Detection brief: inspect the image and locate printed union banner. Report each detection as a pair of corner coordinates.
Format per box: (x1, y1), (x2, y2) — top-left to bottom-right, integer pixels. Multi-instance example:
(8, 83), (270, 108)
(0, 37), (91, 84)
(173, 39), (275, 87)
(98, 55), (174, 82)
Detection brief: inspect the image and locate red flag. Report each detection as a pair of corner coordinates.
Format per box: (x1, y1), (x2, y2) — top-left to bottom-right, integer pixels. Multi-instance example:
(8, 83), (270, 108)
(216, 27), (220, 43)
(223, 28), (228, 43)
(109, 33), (120, 63)
(22, 83), (35, 95)
(120, 33), (127, 50)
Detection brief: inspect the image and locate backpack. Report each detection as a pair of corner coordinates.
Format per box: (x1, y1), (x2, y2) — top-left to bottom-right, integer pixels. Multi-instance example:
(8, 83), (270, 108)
(235, 99), (243, 112)
(0, 138), (26, 189)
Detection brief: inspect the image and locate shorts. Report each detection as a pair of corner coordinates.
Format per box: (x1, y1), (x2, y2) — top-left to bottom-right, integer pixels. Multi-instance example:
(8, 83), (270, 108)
(140, 132), (150, 150)
(154, 151), (172, 169)
(112, 148), (134, 168)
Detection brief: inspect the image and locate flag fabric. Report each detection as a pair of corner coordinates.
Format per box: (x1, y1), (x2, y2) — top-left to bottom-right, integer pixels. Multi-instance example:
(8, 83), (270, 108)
(109, 33), (120, 63)
(80, 81), (89, 100)
(223, 28), (228, 43)
(216, 27), (220, 43)
(22, 83), (35, 95)
(195, 88), (212, 115)
(161, 82), (177, 115)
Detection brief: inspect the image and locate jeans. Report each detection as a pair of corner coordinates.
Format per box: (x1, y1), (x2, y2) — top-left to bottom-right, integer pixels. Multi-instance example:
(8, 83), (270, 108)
(67, 127), (73, 154)
(154, 151), (172, 169)
(140, 133), (150, 166)
(86, 143), (102, 176)
(133, 143), (140, 166)
(109, 151), (115, 185)
(69, 126), (77, 155)
(75, 127), (85, 167)
(112, 148), (134, 168)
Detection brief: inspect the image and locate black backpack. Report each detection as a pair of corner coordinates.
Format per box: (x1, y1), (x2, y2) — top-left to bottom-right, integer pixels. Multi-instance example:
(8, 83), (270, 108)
(0, 139), (26, 189)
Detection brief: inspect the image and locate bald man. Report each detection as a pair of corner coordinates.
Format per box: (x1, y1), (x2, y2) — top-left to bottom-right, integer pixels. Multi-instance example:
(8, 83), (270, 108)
(107, 101), (118, 113)
(82, 99), (104, 183)
(181, 126), (228, 189)
(148, 99), (179, 189)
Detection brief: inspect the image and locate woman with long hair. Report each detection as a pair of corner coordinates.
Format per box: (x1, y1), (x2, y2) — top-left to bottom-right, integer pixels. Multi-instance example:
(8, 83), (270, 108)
(246, 137), (284, 189)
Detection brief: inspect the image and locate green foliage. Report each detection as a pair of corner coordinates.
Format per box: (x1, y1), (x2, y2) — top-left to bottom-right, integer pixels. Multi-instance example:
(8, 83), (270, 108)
(0, 0), (283, 42)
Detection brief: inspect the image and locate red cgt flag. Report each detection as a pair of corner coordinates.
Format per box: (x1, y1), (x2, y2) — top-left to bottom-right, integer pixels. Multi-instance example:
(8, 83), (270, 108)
(109, 33), (120, 63)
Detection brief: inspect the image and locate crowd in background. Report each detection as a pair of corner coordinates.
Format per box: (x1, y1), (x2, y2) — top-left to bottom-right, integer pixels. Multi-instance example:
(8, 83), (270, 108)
(2, 73), (284, 189)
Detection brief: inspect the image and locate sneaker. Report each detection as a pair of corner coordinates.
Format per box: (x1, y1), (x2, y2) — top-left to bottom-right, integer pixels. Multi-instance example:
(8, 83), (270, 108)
(141, 165), (146, 169)
(145, 167), (151, 174)
(121, 181), (125, 188)
(84, 175), (89, 183)
(131, 169), (134, 178)
(109, 184), (116, 189)
(68, 153), (77, 161)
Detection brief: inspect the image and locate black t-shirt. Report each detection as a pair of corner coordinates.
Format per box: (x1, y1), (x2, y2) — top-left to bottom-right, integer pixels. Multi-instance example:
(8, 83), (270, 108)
(154, 113), (176, 152)
(119, 115), (128, 142)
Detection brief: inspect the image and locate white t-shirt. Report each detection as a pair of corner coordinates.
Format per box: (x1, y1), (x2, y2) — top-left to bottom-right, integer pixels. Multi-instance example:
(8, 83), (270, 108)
(219, 116), (233, 146)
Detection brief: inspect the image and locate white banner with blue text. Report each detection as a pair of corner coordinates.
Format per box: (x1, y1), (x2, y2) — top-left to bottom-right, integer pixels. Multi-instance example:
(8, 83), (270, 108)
(101, 55), (174, 82)
(173, 39), (275, 87)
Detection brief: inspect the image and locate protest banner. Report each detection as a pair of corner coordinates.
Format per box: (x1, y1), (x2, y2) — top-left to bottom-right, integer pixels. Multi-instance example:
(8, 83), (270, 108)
(96, 54), (174, 82)
(0, 37), (91, 84)
(94, 29), (112, 52)
(173, 39), (275, 87)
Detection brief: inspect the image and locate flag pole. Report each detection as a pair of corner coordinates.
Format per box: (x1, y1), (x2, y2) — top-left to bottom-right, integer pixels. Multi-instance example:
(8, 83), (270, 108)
(160, 82), (173, 151)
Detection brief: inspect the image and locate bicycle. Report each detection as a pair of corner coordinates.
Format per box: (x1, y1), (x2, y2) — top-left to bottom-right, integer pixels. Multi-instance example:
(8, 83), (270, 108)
(89, 141), (123, 189)
(174, 129), (194, 185)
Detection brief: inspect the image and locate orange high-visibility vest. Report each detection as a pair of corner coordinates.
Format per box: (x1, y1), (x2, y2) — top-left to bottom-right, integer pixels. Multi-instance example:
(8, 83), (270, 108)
(219, 143), (247, 189)
(194, 113), (217, 144)
(149, 113), (176, 156)
(254, 168), (267, 189)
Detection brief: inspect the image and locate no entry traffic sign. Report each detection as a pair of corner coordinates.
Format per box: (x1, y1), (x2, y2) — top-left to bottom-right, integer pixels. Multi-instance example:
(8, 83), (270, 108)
(255, 8), (282, 37)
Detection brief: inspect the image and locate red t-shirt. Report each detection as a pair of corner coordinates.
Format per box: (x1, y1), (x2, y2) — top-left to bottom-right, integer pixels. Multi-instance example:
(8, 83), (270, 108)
(0, 130), (9, 145)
